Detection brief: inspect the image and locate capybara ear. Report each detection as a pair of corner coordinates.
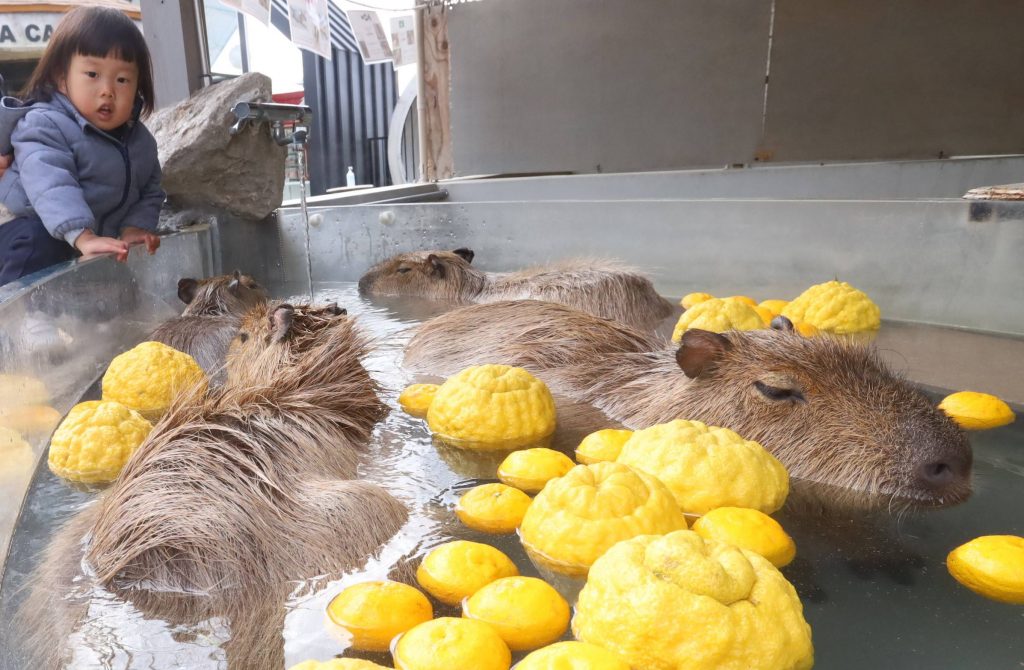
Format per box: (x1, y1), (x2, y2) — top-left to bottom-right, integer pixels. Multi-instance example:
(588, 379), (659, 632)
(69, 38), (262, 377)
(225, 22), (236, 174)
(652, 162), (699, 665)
(228, 270), (241, 294)
(770, 315), (795, 332)
(675, 329), (732, 378)
(453, 247), (475, 264)
(177, 278), (198, 304)
(325, 302), (347, 316)
(270, 304), (295, 342)
(427, 254), (446, 278)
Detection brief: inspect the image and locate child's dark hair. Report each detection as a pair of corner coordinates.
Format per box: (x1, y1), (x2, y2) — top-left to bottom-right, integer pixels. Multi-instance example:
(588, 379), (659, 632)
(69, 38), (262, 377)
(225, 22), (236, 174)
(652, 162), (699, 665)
(21, 6), (155, 117)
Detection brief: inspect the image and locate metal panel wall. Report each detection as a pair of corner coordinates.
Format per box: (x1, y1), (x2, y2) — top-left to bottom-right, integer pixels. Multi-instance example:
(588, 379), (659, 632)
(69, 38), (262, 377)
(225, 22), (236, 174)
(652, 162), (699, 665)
(303, 50), (399, 194)
(761, 0), (1024, 162)
(272, 197), (1024, 336)
(444, 0), (1024, 175)
(446, 0), (772, 176)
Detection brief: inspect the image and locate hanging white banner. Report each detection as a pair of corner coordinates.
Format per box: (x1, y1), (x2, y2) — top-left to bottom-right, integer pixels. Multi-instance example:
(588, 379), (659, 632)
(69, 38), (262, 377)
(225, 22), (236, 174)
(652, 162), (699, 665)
(288, 0), (331, 60)
(221, 0), (272, 26)
(345, 9), (392, 65)
(389, 14), (415, 68)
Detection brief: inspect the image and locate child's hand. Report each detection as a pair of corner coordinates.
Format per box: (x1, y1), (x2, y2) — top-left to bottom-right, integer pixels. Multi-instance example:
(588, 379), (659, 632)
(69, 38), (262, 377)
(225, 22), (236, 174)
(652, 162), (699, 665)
(120, 226), (160, 255)
(0, 153), (11, 178)
(74, 229), (129, 262)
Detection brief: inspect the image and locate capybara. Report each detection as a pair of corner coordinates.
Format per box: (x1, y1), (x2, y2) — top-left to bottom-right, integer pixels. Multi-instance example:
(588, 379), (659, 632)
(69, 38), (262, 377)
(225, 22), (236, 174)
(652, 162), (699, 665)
(88, 302), (401, 591)
(358, 248), (674, 331)
(21, 303), (404, 669)
(404, 300), (972, 507)
(149, 270), (270, 381)
(178, 270), (269, 317)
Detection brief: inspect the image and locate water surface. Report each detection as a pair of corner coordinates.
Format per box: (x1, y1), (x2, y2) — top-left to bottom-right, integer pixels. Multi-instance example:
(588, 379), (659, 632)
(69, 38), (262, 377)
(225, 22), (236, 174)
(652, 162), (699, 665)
(1, 283), (1022, 668)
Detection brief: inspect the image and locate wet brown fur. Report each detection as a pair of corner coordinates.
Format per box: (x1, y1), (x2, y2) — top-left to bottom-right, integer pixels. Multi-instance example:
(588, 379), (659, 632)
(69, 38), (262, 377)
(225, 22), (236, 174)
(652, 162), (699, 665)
(404, 300), (972, 507)
(89, 303), (400, 591)
(179, 271), (269, 317)
(358, 249), (674, 331)
(149, 271), (270, 382)
(20, 303), (405, 669)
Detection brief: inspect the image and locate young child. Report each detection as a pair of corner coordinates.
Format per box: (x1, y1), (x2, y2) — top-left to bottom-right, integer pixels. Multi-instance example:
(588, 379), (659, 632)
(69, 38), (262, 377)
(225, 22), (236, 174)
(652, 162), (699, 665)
(0, 6), (163, 287)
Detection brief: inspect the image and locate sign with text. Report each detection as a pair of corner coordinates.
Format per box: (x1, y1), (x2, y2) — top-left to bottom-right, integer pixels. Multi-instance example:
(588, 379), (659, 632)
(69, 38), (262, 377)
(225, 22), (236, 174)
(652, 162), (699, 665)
(389, 14), (415, 68)
(1, 13), (143, 57)
(221, 0), (271, 25)
(346, 10), (392, 65)
(287, 0), (331, 60)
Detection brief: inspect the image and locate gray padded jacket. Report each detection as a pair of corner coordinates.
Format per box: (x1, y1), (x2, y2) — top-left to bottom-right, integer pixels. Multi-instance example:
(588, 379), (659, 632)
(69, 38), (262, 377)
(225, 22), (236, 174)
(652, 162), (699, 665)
(0, 91), (163, 247)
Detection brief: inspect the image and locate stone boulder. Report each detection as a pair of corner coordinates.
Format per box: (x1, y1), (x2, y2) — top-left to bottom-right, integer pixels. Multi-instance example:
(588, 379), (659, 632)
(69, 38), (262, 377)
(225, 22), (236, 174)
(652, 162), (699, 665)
(149, 73), (287, 220)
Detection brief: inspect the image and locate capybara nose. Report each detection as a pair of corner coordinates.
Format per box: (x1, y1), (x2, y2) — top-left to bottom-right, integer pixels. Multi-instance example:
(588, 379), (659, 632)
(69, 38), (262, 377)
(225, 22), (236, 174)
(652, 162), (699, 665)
(917, 454), (971, 490)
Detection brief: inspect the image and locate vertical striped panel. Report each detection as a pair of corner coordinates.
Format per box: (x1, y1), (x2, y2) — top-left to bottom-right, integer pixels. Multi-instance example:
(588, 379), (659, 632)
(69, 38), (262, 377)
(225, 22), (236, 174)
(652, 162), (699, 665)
(303, 49), (399, 194)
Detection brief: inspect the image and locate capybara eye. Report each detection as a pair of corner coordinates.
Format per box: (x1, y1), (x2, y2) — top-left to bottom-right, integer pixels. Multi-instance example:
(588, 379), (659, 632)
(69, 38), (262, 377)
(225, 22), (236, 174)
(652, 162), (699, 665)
(238, 332), (250, 343)
(754, 381), (805, 403)
(397, 267), (412, 274)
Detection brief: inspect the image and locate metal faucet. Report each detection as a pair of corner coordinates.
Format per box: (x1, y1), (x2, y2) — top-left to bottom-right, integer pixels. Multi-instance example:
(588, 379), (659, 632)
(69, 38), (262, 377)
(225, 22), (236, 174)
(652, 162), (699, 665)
(229, 101), (313, 145)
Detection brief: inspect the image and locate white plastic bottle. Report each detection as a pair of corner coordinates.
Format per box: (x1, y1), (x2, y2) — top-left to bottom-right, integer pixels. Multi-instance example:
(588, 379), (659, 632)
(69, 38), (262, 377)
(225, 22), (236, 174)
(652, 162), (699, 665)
(346, 166), (356, 187)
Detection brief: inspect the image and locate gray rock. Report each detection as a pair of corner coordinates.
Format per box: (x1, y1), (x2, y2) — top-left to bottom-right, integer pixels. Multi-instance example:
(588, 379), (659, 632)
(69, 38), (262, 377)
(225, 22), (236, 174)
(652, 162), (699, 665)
(149, 73), (287, 220)
(156, 205), (219, 234)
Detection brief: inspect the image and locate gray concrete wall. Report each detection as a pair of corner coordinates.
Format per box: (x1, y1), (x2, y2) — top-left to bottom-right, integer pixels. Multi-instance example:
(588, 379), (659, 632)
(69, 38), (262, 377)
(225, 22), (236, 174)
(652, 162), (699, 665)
(274, 198), (1024, 336)
(447, 0), (771, 175)
(442, 156), (1024, 202)
(445, 0), (1024, 176)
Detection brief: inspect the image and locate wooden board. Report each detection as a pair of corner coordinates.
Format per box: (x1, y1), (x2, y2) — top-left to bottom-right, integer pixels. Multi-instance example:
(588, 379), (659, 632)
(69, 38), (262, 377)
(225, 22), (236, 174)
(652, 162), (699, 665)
(416, 3), (453, 181)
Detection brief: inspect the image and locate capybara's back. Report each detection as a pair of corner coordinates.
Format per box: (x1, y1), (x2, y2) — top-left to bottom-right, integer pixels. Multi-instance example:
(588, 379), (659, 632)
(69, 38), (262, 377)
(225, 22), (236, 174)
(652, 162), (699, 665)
(404, 299), (664, 381)
(89, 303), (400, 593)
(359, 248), (673, 330)
(485, 258), (674, 330)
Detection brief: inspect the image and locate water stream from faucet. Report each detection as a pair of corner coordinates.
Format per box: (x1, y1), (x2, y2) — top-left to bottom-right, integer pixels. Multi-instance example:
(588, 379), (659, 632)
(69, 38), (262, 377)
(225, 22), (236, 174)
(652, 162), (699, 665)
(295, 141), (314, 302)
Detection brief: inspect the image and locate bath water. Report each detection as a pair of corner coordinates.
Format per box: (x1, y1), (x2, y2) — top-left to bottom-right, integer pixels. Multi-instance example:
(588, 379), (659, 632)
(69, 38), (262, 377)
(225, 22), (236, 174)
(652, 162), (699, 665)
(1, 283), (1022, 668)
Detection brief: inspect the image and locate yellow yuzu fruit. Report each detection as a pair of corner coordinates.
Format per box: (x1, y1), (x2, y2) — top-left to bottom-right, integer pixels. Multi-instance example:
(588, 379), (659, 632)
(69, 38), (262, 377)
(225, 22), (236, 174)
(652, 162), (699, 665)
(938, 391), (1016, 430)
(427, 365), (556, 450)
(692, 507), (796, 568)
(514, 641), (630, 670)
(393, 617), (511, 670)
(0, 426), (34, 484)
(519, 462), (686, 576)
(680, 292), (714, 309)
(0, 404), (61, 438)
(616, 419), (789, 515)
(723, 295), (758, 307)
(793, 321), (819, 338)
(758, 299), (789, 317)
(416, 540), (518, 606)
(498, 448), (575, 494)
(102, 341), (207, 421)
(456, 483), (532, 534)
(574, 429), (633, 465)
(947, 535), (1024, 604)
(288, 659), (391, 670)
(47, 400), (152, 483)
(781, 280), (880, 334)
(398, 383), (439, 418)
(326, 581), (433, 652)
(671, 298), (765, 342)
(463, 576), (570, 651)
(0, 373), (50, 408)
(573, 530), (814, 670)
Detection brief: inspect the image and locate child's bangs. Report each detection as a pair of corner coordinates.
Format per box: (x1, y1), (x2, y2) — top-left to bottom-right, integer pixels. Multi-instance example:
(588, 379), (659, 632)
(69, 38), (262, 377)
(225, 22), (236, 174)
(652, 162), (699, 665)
(74, 15), (147, 65)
